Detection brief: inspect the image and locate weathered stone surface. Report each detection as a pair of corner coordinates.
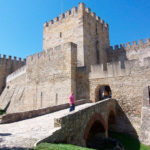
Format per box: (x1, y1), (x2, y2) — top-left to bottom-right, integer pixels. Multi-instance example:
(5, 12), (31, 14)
(0, 55), (25, 94)
(0, 43), (77, 113)
(0, 99), (91, 124)
(36, 99), (116, 147)
(0, 103), (93, 149)
(0, 2), (150, 146)
(89, 58), (150, 144)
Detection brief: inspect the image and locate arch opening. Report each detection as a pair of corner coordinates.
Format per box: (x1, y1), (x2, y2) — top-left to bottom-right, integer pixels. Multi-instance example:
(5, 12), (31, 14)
(95, 85), (112, 102)
(86, 121), (106, 148)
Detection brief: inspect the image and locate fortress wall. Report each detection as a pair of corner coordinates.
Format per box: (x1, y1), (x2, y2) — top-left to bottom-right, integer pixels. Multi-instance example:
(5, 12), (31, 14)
(24, 42), (77, 111)
(76, 67), (89, 100)
(43, 3), (84, 66)
(0, 73), (26, 113)
(6, 65), (26, 82)
(83, 8), (109, 67)
(0, 55), (26, 95)
(89, 58), (150, 138)
(0, 43), (77, 113)
(106, 38), (150, 62)
(43, 3), (109, 67)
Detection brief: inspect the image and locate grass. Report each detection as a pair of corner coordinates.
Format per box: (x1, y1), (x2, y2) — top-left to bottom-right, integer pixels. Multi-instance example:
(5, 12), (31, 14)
(35, 143), (94, 150)
(35, 132), (150, 150)
(0, 109), (5, 115)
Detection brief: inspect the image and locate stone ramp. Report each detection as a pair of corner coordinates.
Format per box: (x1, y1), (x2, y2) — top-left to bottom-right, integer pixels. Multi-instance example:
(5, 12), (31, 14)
(0, 85), (17, 110)
(0, 103), (92, 149)
(0, 85), (25, 113)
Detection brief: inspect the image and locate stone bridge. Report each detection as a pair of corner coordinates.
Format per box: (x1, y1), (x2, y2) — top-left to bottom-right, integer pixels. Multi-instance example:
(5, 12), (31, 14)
(37, 98), (116, 147)
(0, 99), (116, 149)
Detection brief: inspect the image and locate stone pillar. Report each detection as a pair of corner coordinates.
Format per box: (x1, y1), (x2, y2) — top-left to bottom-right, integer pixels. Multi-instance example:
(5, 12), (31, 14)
(140, 87), (150, 145)
(64, 42), (77, 100)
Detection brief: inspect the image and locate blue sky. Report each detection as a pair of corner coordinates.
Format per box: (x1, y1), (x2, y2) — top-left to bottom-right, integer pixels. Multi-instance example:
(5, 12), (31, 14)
(0, 0), (150, 59)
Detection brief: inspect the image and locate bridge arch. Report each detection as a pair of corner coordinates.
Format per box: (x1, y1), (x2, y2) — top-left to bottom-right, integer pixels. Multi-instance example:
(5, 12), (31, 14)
(84, 113), (107, 146)
(95, 84), (112, 102)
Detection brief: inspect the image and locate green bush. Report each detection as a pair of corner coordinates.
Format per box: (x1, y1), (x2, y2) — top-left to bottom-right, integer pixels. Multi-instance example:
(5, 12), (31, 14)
(0, 109), (5, 115)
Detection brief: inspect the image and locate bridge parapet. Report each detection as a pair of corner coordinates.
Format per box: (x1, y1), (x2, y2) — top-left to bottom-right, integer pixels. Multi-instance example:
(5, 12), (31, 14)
(37, 99), (116, 147)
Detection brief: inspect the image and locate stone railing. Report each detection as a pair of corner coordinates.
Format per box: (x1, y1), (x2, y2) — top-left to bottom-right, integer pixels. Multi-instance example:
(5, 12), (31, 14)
(0, 99), (91, 124)
(35, 99), (116, 147)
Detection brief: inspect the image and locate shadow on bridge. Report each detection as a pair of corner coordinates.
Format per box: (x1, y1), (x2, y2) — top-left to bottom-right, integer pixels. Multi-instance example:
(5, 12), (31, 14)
(0, 147), (30, 150)
(0, 133), (11, 136)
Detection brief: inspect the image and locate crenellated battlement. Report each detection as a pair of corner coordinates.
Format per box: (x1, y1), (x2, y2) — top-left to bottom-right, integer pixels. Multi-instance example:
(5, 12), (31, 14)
(0, 54), (26, 94)
(90, 58), (150, 79)
(44, 3), (108, 29)
(0, 54), (26, 64)
(106, 38), (150, 62)
(107, 38), (150, 52)
(27, 43), (77, 64)
(27, 51), (46, 64)
(85, 7), (108, 28)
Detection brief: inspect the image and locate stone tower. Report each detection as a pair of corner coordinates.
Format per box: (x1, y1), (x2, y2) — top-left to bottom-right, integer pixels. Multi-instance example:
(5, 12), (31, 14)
(43, 3), (109, 67)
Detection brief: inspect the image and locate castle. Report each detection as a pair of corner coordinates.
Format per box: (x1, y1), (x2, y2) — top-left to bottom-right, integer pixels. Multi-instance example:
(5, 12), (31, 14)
(0, 3), (150, 145)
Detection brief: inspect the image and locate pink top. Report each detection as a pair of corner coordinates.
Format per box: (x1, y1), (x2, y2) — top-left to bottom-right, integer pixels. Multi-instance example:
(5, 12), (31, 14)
(69, 94), (75, 105)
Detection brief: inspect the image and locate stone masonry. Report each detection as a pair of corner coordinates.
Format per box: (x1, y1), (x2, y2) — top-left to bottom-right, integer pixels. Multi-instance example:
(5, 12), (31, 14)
(37, 99), (116, 147)
(0, 43), (77, 113)
(0, 3), (150, 146)
(0, 55), (25, 95)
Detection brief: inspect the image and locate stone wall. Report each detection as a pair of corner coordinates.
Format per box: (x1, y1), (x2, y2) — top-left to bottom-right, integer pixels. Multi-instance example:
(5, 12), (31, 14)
(0, 99), (91, 124)
(76, 67), (89, 100)
(43, 3), (109, 68)
(43, 3), (84, 66)
(106, 38), (150, 63)
(0, 55), (25, 95)
(36, 99), (116, 147)
(0, 42), (77, 113)
(0, 73), (27, 113)
(140, 87), (150, 145)
(89, 58), (150, 142)
(83, 8), (109, 68)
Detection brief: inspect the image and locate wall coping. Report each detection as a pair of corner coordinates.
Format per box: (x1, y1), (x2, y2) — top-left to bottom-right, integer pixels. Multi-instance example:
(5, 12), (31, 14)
(0, 99), (91, 124)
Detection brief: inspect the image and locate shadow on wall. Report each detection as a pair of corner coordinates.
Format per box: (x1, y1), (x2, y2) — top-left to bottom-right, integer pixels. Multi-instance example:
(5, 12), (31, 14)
(114, 101), (139, 138)
(111, 101), (141, 149)
(3, 101), (11, 112)
(106, 46), (127, 69)
(85, 100), (140, 149)
(76, 66), (90, 100)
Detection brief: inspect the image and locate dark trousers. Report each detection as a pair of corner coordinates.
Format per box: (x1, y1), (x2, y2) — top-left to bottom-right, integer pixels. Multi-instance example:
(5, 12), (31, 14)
(69, 104), (75, 112)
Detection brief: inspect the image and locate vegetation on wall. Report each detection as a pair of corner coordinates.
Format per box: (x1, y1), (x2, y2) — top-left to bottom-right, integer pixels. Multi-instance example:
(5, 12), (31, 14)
(0, 108), (5, 115)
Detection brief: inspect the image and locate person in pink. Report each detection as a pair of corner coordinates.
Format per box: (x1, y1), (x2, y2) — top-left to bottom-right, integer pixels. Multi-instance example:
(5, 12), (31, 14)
(69, 93), (75, 112)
